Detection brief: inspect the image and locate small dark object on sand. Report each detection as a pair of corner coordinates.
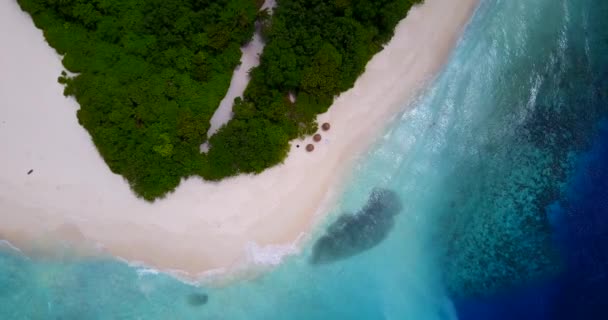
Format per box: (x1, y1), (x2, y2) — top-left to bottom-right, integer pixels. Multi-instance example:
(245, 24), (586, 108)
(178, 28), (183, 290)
(306, 144), (314, 152)
(27, 169), (33, 175)
(313, 134), (322, 142)
(187, 293), (208, 306)
(322, 122), (331, 131)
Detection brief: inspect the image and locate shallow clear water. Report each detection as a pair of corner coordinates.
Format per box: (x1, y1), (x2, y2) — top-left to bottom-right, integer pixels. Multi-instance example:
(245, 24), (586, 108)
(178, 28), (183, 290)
(2, 0), (608, 318)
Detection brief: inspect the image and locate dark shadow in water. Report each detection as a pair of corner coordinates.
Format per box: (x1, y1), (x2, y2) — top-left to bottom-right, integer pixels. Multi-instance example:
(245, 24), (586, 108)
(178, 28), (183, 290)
(187, 293), (208, 307)
(310, 188), (402, 265)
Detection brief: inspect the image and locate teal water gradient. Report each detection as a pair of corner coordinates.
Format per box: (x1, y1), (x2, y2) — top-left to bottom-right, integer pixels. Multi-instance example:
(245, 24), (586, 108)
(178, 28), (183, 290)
(2, 0), (608, 318)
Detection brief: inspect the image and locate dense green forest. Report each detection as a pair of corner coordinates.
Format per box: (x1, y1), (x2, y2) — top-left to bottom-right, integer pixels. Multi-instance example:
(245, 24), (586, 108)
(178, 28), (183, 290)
(18, 0), (421, 200)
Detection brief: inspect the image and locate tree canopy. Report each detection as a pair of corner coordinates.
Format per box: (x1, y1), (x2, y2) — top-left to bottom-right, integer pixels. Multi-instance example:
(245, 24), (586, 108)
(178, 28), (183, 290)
(206, 0), (422, 179)
(18, 0), (421, 200)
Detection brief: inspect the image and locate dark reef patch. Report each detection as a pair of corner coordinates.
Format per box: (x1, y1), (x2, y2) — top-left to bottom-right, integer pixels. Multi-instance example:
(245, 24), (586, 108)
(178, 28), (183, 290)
(187, 293), (208, 307)
(454, 121), (608, 320)
(310, 188), (402, 265)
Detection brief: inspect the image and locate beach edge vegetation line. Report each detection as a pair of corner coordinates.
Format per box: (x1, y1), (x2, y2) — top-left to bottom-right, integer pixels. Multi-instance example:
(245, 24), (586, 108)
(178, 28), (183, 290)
(17, 0), (421, 200)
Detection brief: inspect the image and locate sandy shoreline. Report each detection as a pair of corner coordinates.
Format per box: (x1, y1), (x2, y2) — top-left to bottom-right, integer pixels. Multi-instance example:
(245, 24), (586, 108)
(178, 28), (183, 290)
(0, 0), (479, 278)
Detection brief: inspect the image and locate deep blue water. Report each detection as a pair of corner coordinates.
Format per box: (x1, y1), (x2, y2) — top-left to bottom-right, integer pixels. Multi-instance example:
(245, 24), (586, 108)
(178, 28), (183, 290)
(456, 122), (608, 320)
(1, 0), (608, 318)
(453, 0), (608, 317)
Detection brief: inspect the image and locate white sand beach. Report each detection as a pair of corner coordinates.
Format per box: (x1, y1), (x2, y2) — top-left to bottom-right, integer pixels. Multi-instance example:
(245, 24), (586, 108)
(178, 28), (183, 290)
(0, 0), (478, 278)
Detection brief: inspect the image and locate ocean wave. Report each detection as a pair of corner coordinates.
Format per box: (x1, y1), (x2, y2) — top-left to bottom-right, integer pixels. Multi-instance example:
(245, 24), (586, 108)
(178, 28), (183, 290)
(136, 267), (160, 277)
(243, 237), (303, 266)
(0, 239), (22, 253)
(112, 235), (309, 288)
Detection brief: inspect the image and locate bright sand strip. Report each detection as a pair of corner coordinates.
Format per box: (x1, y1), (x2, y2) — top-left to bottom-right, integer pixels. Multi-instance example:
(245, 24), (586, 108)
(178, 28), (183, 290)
(0, 0), (478, 277)
(204, 0), (276, 140)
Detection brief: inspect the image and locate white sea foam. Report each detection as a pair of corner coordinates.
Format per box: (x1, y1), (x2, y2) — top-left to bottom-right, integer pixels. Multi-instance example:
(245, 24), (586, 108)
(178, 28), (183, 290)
(136, 267), (160, 277)
(0, 239), (22, 253)
(244, 237), (303, 266)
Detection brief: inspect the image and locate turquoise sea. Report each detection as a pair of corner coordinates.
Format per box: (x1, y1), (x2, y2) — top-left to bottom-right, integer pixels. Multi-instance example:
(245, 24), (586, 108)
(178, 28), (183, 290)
(2, 0), (608, 318)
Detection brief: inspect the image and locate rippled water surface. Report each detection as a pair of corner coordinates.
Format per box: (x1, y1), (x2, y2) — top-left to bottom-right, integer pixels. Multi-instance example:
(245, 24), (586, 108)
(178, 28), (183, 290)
(2, 0), (607, 318)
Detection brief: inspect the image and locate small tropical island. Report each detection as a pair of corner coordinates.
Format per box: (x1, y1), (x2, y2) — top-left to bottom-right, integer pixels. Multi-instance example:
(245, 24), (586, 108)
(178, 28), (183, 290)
(18, 0), (422, 200)
(2, 0), (607, 317)
(1, 0), (479, 278)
